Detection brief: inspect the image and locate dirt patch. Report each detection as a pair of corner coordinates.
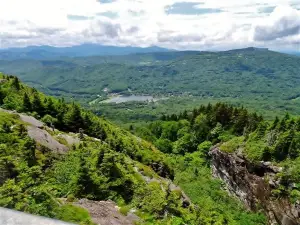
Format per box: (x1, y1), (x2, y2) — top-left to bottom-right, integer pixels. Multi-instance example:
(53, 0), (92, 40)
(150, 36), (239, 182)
(75, 199), (139, 225)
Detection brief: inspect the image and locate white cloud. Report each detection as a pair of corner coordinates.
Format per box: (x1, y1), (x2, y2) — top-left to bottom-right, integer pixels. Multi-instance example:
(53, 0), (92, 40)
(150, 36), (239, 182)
(252, 6), (300, 41)
(0, 0), (299, 51)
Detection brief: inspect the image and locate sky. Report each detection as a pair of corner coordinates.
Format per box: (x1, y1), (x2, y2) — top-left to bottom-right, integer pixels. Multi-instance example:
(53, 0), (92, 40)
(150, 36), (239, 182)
(0, 0), (300, 51)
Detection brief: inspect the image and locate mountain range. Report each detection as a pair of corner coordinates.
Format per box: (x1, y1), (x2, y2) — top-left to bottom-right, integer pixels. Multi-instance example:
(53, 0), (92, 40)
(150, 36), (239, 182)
(1, 44), (300, 61)
(0, 44), (171, 60)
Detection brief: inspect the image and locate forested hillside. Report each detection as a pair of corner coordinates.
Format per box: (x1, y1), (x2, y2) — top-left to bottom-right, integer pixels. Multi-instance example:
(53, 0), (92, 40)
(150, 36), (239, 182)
(0, 73), (269, 224)
(133, 103), (300, 224)
(1, 48), (300, 124)
(2, 48), (300, 98)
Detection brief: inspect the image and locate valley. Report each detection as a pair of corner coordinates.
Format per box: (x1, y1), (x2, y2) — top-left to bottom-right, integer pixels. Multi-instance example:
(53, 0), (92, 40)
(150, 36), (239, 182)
(0, 48), (300, 225)
(1, 48), (300, 125)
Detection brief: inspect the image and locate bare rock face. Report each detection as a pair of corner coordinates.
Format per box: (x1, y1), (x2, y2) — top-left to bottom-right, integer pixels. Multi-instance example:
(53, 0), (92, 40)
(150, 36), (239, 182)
(209, 147), (300, 225)
(27, 126), (68, 154)
(0, 108), (69, 153)
(19, 114), (44, 128)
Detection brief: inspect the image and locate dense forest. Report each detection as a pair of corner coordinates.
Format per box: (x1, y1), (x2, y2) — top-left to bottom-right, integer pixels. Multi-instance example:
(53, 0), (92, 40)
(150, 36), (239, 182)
(2, 48), (300, 124)
(133, 103), (300, 204)
(0, 73), (273, 224)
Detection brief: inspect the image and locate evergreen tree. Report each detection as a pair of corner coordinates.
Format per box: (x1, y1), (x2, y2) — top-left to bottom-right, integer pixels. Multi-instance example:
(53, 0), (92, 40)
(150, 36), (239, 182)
(274, 129), (294, 161)
(288, 134), (300, 159)
(295, 118), (300, 131)
(233, 108), (249, 135)
(22, 92), (32, 112)
(32, 93), (44, 116)
(0, 87), (4, 105)
(161, 115), (167, 121)
(279, 118), (287, 131)
(45, 98), (56, 116)
(11, 77), (20, 90)
(256, 121), (268, 139)
(2, 122), (11, 133)
(56, 99), (67, 129)
(65, 103), (84, 132)
(262, 146), (272, 161)
(270, 116), (279, 130)
(23, 138), (37, 167)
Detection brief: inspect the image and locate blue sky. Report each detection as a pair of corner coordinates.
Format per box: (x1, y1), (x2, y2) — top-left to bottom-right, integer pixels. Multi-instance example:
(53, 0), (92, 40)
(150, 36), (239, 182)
(0, 0), (300, 51)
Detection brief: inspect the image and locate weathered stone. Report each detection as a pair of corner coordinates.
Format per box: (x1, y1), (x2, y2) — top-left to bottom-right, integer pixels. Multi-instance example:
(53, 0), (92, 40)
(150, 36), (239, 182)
(209, 147), (300, 225)
(0, 108), (69, 153)
(27, 126), (68, 153)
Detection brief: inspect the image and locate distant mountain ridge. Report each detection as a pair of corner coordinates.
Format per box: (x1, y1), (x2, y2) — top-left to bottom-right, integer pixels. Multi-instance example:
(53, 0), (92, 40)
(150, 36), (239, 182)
(1, 44), (299, 60)
(0, 44), (172, 60)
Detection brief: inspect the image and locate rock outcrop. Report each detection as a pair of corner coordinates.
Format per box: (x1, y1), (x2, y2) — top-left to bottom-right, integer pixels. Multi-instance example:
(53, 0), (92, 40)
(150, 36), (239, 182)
(0, 108), (70, 153)
(209, 147), (300, 225)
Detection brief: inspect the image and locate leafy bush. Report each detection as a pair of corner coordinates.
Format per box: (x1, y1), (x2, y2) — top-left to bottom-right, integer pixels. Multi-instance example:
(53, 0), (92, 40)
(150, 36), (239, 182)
(220, 137), (244, 153)
(119, 205), (131, 216)
(55, 204), (93, 224)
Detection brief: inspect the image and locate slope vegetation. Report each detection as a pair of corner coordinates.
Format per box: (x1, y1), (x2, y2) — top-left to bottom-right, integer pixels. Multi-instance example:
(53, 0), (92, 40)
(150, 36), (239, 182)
(0, 73), (267, 224)
(134, 103), (300, 224)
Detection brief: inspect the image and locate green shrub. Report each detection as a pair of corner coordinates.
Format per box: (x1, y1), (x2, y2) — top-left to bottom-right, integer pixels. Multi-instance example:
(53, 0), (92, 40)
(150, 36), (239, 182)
(66, 194), (76, 202)
(119, 205), (131, 216)
(197, 141), (212, 157)
(220, 137), (244, 153)
(41, 114), (58, 126)
(290, 189), (300, 203)
(55, 204), (93, 224)
(56, 136), (69, 146)
(244, 140), (266, 161)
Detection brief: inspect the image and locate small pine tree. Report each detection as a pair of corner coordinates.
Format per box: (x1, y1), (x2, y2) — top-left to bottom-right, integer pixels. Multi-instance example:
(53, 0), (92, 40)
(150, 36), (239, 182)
(32, 93), (44, 116)
(0, 88), (4, 105)
(161, 114), (167, 121)
(129, 124), (134, 132)
(65, 103), (84, 132)
(11, 77), (20, 90)
(22, 93), (32, 112)
(45, 98), (56, 116)
(23, 138), (37, 167)
(271, 116), (279, 130)
(2, 122), (11, 133)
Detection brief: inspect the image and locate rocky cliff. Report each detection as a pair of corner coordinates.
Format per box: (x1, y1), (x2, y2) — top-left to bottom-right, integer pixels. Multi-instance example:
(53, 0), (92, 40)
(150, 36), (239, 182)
(209, 147), (300, 225)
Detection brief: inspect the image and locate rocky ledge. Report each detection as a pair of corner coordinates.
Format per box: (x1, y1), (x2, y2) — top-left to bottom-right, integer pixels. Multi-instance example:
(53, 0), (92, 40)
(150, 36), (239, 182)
(209, 147), (300, 225)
